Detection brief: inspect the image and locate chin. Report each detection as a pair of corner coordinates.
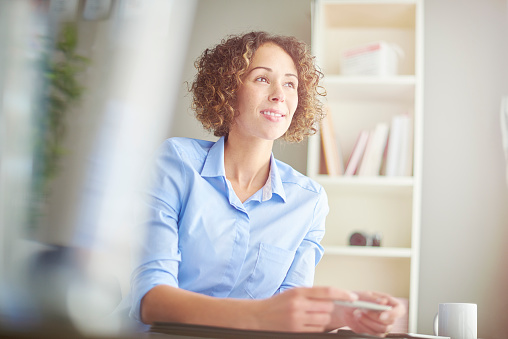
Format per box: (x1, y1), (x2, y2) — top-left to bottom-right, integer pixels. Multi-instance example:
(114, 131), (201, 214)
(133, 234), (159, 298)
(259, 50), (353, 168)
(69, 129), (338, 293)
(262, 129), (290, 141)
(261, 133), (286, 141)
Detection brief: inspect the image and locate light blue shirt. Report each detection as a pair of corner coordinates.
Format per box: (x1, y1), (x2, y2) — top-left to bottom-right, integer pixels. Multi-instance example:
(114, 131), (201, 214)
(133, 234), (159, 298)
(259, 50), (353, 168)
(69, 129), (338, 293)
(130, 136), (329, 322)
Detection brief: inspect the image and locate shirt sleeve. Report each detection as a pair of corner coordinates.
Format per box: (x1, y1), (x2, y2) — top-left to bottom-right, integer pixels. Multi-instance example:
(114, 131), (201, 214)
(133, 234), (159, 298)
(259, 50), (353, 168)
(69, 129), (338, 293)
(129, 140), (186, 322)
(277, 186), (329, 292)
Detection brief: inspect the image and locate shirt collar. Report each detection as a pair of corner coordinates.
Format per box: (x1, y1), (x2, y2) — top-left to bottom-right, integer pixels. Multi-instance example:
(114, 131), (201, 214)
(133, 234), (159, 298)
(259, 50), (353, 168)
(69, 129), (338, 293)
(262, 155), (286, 202)
(201, 136), (226, 178)
(201, 136), (287, 203)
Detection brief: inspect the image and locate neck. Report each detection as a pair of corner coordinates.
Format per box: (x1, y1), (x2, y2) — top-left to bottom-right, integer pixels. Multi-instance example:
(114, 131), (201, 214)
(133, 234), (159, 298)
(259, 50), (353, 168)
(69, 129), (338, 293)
(223, 134), (273, 202)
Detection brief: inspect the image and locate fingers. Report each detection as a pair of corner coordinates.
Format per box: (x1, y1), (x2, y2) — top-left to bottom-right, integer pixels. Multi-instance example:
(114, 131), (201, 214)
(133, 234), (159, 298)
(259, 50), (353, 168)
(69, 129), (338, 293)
(303, 298), (335, 313)
(361, 310), (395, 324)
(298, 286), (358, 302)
(354, 291), (406, 318)
(345, 291), (406, 337)
(258, 287), (387, 333)
(302, 312), (332, 328)
(352, 309), (393, 336)
(354, 290), (390, 304)
(287, 287), (351, 318)
(286, 287), (359, 331)
(359, 305), (404, 326)
(266, 287), (355, 332)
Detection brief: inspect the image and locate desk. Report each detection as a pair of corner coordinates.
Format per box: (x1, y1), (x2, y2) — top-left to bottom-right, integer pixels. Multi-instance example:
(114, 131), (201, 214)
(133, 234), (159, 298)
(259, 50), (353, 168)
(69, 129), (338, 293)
(0, 323), (447, 339)
(149, 323), (448, 339)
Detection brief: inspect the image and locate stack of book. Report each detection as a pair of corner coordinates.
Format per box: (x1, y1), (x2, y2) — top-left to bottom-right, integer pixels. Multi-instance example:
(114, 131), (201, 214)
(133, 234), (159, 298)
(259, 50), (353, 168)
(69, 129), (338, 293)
(320, 113), (413, 177)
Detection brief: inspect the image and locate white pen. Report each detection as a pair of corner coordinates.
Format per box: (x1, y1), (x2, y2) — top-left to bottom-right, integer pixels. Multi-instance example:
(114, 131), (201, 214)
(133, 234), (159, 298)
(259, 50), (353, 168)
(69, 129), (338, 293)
(334, 300), (392, 312)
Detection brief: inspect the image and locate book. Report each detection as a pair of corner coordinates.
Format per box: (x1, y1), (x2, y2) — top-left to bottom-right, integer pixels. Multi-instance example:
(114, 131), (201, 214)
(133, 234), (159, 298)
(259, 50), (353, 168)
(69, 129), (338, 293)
(344, 130), (369, 176)
(318, 141), (328, 174)
(358, 122), (390, 176)
(385, 114), (413, 177)
(385, 115), (404, 176)
(320, 106), (344, 176)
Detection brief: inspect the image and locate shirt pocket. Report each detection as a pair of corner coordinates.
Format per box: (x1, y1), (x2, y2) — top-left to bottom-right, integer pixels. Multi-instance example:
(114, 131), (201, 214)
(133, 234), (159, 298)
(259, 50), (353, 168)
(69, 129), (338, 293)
(245, 243), (295, 299)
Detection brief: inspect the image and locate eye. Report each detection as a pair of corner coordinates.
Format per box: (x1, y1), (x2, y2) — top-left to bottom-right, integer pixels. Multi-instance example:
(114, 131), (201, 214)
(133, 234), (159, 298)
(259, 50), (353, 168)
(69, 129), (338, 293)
(255, 76), (268, 83)
(284, 81), (296, 89)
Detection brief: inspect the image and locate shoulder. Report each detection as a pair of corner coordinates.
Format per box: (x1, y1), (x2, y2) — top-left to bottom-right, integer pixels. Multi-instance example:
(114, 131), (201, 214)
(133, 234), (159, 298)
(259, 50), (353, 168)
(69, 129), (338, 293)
(159, 137), (215, 160)
(275, 159), (324, 196)
(152, 137), (216, 177)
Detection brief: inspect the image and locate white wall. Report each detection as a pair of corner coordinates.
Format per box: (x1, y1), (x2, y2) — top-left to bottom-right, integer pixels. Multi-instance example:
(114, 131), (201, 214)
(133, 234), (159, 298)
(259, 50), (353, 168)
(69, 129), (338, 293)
(170, 0), (313, 174)
(419, 0), (508, 337)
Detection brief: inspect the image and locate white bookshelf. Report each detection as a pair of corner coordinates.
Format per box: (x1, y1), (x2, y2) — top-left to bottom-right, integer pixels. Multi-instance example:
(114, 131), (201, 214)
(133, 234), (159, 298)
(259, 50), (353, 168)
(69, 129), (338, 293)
(309, 0), (424, 332)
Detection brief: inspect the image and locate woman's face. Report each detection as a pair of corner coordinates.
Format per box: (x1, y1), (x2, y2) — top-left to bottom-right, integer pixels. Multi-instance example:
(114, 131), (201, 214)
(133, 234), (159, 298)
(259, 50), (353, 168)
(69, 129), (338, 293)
(230, 42), (298, 143)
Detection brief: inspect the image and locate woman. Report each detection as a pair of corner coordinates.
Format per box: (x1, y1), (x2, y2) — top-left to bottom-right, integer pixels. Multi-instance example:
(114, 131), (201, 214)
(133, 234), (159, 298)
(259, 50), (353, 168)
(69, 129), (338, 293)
(130, 31), (404, 336)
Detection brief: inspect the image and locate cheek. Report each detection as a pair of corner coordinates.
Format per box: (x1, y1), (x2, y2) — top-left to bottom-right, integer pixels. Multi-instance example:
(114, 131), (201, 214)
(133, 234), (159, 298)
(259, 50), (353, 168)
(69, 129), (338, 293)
(235, 94), (250, 115)
(290, 95), (299, 115)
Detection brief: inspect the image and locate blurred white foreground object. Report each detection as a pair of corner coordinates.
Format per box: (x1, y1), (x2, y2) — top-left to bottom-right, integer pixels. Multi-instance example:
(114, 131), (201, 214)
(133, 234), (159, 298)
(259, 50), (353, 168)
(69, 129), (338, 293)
(67, 0), (196, 336)
(501, 96), (508, 185)
(0, 0), (196, 336)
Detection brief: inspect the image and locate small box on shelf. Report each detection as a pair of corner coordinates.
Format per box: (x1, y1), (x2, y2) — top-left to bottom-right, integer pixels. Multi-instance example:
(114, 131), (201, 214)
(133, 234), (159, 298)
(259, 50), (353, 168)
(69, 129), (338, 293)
(340, 41), (404, 77)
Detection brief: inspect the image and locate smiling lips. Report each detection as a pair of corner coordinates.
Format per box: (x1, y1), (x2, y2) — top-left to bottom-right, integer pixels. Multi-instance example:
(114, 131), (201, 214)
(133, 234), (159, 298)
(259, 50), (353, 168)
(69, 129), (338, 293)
(260, 110), (285, 119)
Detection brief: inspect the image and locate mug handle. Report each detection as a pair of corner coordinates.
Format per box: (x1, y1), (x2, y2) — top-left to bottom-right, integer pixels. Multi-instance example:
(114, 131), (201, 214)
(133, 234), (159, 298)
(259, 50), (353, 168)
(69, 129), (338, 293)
(433, 313), (439, 336)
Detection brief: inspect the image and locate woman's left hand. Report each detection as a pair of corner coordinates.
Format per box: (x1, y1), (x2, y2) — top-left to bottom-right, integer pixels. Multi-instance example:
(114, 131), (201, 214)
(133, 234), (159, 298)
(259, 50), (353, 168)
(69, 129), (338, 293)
(330, 290), (406, 337)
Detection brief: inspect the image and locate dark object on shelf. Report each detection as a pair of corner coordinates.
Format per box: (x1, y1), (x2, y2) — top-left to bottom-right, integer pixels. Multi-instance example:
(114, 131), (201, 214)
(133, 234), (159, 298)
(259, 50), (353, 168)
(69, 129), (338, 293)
(372, 233), (382, 247)
(349, 232), (382, 247)
(349, 232), (367, 246)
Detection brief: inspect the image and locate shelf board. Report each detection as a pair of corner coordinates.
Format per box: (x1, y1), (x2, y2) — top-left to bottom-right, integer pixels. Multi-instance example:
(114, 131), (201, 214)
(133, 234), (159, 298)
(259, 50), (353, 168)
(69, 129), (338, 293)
(324, 75), (416, 85)
(323, 2), (416, 29)
(322, 75), (416, 101)
(314, 175), (413, 186)
(314, 175), (413, 196)
(324, 245), (412, 258)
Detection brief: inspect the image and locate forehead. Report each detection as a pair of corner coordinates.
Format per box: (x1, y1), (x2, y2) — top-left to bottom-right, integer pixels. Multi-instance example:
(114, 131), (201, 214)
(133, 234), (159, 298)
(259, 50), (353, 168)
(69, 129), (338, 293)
(248, 43), (297, 74)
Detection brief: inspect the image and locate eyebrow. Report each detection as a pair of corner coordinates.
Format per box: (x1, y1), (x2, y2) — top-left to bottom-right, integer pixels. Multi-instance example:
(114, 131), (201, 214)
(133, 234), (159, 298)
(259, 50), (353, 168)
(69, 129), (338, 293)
(249, 66), (298, 79)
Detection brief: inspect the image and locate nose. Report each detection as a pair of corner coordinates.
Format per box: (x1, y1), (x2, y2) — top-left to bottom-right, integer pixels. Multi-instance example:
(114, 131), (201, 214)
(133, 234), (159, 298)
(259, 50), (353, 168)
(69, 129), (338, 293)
(269, 83), (285, 103)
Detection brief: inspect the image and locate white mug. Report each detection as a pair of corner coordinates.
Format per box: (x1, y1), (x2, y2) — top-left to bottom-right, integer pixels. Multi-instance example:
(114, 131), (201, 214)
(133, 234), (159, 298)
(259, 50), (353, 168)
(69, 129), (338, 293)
(434, 303), (477, 339)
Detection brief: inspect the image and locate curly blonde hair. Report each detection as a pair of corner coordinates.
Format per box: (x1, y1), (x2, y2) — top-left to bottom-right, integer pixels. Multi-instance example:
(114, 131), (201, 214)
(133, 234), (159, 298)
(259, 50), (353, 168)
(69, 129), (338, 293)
(190, 31), (325, 143)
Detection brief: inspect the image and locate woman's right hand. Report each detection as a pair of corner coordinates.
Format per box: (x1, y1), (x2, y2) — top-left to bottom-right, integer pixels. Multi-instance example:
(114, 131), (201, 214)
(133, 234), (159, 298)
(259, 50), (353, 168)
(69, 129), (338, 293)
(333, 290), (406, 337)
(250, 286), (358, 332)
